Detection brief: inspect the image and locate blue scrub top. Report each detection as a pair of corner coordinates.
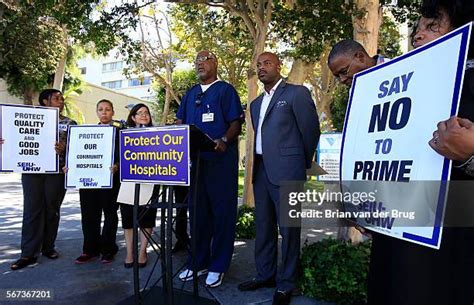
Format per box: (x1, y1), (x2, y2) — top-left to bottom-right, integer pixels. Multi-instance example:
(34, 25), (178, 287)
(177, 81), (243, 160)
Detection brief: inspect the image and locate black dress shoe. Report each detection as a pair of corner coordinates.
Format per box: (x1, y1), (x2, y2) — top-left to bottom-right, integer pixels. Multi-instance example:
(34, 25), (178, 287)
(11, 257), (38, 270)
(42, 250), (59, 259)
(171, 242), (187, 254)
(238, 278), (276, 291)
(272, 290), (292, 305)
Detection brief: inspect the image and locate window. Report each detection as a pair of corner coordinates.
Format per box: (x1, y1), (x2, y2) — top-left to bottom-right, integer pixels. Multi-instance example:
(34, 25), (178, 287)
(102, 61), (123, 73)
(128, 78), (141, 86)
(101, 80), (122, 89)
(80, 67), (87, 75)
(128, 76), (152, 87)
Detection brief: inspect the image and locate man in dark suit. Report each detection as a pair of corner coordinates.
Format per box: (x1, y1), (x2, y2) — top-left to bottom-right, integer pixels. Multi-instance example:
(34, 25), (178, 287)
(238, 52), (320, 305)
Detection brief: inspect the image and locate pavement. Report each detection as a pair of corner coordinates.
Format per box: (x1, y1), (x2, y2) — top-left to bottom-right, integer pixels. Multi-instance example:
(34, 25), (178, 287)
(0, 173), (338, 305)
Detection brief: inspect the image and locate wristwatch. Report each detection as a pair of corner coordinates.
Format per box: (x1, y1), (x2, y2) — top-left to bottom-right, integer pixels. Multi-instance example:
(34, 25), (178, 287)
(455, 155), (474, 177)
(220, 136), (228, 144)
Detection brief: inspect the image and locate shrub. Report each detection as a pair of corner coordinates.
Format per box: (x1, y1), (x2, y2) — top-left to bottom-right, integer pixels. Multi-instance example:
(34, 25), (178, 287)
(300, 238), (371, 305)
(235, 205), (256, 239)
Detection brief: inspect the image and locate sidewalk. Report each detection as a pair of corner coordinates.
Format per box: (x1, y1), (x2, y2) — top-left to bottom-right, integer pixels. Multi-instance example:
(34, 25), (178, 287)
(0, 173), (337, 305)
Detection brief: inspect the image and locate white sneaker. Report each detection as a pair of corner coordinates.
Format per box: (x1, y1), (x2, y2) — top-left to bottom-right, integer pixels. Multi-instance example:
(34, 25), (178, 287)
(205, 272), (224, 288)
(178, 268), (208, 281)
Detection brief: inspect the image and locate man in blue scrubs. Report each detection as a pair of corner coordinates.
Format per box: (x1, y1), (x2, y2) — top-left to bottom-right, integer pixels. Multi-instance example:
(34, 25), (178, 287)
(176, 50), (243, 288)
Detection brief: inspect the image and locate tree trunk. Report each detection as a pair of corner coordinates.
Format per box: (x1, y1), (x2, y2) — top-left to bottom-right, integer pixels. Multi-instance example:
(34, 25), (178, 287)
(310, 46), (338, 131)
(162, 88), (171, 125)
(53, 52), (67, 91)
(161, 69), (172, 125)
(287, 59), (315, 85)
(23, 87), (34, 105)
(53, 26), (68, 91)
(351, 0), (381, 244)
(352, 0), (381, 55)
(242, 30), (266, 207)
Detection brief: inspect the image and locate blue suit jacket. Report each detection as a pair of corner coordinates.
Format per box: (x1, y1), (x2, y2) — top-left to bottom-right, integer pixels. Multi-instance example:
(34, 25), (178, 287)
(250, 80), (321, 186)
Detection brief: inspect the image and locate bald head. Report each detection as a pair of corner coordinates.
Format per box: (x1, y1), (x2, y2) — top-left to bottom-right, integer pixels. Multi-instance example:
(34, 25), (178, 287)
(258, 52), (281, 66)
(195, 50), (218, 84)
(257, 52), (282, 91)
(327, 40), (367, 65)
(327, 40), (376, 87)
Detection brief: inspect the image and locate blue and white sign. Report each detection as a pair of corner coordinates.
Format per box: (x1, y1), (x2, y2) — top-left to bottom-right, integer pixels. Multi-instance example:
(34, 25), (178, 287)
(65, 125), (115, 189)
(317, 133), (342, 181)
(340, 23), (472, 249)
(0, 104), (58, 173)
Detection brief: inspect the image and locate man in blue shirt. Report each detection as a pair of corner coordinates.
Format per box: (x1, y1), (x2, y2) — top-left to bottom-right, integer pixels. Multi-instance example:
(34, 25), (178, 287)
(176, 50), (243, 288)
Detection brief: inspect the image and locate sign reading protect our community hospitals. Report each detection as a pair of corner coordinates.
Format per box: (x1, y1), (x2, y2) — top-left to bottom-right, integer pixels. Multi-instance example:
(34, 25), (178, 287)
(65, 125), (116, 189)
(341, 23), (472, 249)
(120, 125), (190, 186)
(0, 104), (58, 173)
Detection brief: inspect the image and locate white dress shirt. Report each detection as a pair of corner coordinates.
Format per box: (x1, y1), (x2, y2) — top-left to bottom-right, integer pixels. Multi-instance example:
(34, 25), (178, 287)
(255, 78), (283, 155)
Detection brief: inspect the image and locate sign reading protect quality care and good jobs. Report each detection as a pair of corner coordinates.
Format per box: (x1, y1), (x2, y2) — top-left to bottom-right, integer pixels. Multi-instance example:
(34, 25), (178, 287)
(341, 23), (472, 249)
(0, 104), (58, 173)
(65, 125), (116, 189)
(317, 133), (342, 181)
(120, 125), (190, 186)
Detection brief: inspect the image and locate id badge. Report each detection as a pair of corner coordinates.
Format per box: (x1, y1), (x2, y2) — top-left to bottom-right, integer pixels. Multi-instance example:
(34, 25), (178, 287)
(202, 113), (214, 123)
(58, 124), (68, 132)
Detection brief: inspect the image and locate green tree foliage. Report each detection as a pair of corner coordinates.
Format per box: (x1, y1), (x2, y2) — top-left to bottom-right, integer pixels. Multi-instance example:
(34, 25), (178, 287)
(0, 1), (150, 102)
(382, 0), (421, 25)
(169, 4), (252, 100)
(330, 84), (350, 132)
(378, 14), (403, 58)
(152, 69), (198, 124)
(0, 13), (65, 101)
(273, 0), (354, 60)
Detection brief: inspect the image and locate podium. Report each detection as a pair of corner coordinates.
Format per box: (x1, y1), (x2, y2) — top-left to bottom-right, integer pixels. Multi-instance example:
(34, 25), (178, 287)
(118, 125), (218, 305)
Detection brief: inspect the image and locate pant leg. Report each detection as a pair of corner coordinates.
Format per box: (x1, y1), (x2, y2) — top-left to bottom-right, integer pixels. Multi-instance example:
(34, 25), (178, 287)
(174, 186), (189, 244)
(206, 155), (238, 273)
(264, 164), (301, 292)
(100, 189), (119, 255)
(20, 174), (46, 258)
(41, 174), (66, 253)
(253, 159), (278, 281)
(79, 189), (102, 255)
(187, 160), (212, 270)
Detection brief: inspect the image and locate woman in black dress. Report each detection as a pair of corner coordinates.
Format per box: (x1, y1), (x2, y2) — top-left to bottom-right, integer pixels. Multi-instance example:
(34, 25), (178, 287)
(367, 1), (474, 304)
(75, 99), (121, 264)
(118, 103), (158, 268)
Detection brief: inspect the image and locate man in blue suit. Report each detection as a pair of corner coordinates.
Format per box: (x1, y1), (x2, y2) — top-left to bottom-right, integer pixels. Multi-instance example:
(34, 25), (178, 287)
(238, 52), (320, 305)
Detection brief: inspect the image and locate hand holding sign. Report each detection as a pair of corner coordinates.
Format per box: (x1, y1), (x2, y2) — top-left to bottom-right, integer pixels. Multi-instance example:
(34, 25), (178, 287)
(430, 116), (474, 161)
(55, 141), (66, 155)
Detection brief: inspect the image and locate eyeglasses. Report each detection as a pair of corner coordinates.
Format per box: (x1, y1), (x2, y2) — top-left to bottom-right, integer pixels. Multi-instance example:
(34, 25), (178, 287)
(135, 111), (150, 117)
(195, 92), (204, 107)
(195, 55), (215, 64)
(335, 57), (356, 81)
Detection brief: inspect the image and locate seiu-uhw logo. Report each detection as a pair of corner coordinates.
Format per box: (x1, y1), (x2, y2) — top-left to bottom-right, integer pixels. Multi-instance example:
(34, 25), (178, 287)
(17, 162), (40, 172)
(79, 178), (98, 187)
